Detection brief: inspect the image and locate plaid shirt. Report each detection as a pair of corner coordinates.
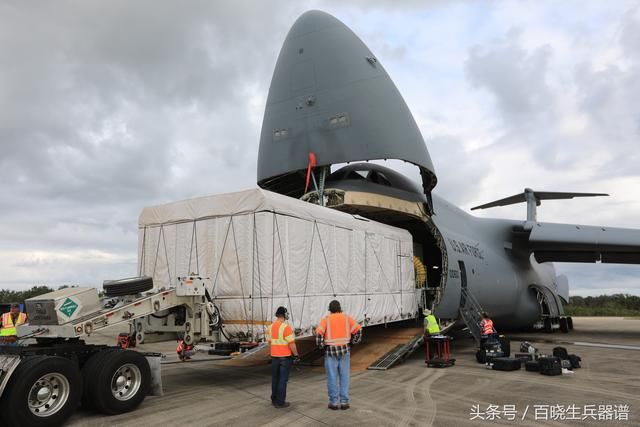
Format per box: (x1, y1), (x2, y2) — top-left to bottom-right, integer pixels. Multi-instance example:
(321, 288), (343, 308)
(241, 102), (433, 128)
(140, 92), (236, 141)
(316, 329), (362, 357)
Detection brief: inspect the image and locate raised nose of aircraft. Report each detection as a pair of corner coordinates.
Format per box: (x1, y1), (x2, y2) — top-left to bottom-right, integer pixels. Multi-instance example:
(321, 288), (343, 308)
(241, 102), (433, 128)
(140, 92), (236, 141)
(257, 10), (437, 205)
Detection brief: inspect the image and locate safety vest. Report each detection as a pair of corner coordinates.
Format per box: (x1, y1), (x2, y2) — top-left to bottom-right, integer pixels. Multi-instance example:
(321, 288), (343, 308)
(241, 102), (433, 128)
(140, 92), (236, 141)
(481, 318), (495, 335)
(317, 313), (361, 346)
(1, 312), (27, 337)
(425, 314), (440, 334)
(269, 320), (294, 357)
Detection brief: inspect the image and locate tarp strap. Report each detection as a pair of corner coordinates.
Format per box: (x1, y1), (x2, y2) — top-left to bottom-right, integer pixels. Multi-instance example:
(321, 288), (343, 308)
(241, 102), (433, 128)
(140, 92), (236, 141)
(252, 213), (267, 339)
(274, 214), (295, 328)
(211, 217), (233, 297)
(370, 236), (402, 317)
(297, 220), (317, 330)
(188, 221), (200, 275)
(139, 226), (147, 276)
(151, 225), (172, 287)
(315, 221), (337, 298)
(162, 225), (171, 287)
(230, 216), (251, 336)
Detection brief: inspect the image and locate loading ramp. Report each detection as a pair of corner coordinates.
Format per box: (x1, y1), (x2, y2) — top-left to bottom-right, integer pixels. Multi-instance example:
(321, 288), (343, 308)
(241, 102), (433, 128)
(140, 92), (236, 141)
(367, 332), (424, 370)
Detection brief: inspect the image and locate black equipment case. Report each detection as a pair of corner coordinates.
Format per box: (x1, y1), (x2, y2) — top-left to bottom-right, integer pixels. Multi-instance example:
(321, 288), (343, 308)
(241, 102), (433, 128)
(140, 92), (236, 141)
(492, 357), (522, 371)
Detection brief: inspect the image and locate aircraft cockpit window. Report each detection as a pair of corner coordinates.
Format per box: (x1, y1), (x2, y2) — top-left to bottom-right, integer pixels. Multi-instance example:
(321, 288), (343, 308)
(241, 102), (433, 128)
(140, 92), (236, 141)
(340, 170), (368, 180)
(368, 171), (392, 187)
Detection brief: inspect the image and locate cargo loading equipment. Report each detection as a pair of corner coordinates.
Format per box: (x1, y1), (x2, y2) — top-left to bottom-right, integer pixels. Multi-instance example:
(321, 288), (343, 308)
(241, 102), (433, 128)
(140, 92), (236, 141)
(0, 277), (214, 427)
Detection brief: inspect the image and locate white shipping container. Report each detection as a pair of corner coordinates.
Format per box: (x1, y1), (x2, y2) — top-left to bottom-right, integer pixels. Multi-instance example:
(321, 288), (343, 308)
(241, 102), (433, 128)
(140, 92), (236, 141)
(137, 188), (416, 340)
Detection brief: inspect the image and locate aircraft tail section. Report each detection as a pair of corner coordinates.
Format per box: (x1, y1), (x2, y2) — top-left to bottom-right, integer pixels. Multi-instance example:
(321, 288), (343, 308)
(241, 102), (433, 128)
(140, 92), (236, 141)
(471, 188), (608, 221)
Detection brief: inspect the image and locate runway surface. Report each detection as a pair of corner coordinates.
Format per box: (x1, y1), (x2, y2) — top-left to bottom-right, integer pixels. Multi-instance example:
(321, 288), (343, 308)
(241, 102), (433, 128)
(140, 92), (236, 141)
(67, 317), (639, 426)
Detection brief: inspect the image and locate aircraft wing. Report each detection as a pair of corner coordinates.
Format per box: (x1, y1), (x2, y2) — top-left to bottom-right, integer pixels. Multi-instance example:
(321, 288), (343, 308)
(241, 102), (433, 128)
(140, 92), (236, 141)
(526, 222), (640, 264)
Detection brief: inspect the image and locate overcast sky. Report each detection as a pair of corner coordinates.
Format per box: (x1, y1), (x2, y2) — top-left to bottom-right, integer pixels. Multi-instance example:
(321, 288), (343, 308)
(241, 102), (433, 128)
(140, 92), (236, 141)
(1, 1), (639, 296)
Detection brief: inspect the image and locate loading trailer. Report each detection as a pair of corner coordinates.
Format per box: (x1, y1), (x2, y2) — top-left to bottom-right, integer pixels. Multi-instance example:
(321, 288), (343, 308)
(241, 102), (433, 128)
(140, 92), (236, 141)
(0, 189), (424, 426)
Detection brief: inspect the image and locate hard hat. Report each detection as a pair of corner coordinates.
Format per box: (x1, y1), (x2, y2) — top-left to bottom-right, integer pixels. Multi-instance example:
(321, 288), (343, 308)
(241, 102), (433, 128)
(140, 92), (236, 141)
(423, 309), (431, 316)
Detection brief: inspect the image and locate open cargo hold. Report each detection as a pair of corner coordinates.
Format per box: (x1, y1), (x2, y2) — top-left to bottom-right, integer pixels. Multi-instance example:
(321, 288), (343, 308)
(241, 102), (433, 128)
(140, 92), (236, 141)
(137, 188), (417, 341)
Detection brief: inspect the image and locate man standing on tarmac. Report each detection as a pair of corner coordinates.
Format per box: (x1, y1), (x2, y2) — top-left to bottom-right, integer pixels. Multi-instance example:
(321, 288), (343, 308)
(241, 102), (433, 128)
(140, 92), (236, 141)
(269, 306), (299, 408)
(316, 300), (362, 410)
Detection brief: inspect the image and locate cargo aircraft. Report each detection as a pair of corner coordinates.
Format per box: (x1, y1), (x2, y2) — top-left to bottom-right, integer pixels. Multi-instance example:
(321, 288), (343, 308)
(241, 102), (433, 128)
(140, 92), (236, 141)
(257, 10), (640, 332)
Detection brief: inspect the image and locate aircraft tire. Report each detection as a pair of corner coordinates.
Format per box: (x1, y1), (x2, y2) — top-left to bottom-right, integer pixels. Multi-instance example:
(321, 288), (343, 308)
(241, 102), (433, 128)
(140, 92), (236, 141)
(90, 350), (151, 415)
(544, 318), (552, 333)
(567, 317), (574, 330)
(0, 355), (82, 427)
(559, 317), (569, 333)
(475, 349), (487, 364)
(103, 276), (153, 297)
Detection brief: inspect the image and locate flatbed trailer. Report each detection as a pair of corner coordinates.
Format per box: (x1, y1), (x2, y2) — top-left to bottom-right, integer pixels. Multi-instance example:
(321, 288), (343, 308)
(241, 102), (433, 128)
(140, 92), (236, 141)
(0, 279), (198, 427)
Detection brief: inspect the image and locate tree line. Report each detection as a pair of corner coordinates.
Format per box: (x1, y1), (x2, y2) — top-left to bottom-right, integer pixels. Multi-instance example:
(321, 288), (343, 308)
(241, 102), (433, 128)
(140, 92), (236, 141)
(564, 294), (640, 316)
(0, 285), (57, 304)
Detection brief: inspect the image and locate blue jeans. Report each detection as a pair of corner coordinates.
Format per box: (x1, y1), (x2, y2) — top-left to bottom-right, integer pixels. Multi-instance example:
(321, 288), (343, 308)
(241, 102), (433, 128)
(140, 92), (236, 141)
(271, 357), (292, 406)
(324, 353), (350, 405)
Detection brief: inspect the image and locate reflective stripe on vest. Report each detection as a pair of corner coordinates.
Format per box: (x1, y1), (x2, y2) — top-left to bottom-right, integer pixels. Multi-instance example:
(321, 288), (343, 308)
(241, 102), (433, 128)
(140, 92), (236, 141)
(271, 322), (291, 345)
(325, 313), (351, 346)
(270, 321), (293, 357)
(1, 312), (26, 336)
(482, 319), (494, 335)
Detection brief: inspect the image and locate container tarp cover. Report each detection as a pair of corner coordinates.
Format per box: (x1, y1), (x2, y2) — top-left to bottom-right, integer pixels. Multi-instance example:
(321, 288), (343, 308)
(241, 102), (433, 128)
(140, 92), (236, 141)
(138, 188), (416, 339)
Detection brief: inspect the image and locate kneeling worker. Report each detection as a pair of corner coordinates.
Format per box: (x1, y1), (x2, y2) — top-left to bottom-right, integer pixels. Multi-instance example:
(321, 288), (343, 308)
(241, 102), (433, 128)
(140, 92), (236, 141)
(424, 309), (441, 336)
(269, 306), (299, 408)
(424, 309), (441, 359)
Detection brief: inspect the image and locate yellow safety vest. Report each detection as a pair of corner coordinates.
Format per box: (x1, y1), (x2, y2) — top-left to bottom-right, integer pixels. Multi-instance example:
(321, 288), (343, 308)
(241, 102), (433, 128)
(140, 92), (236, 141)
(425, 314), (440, 334)
(1, 312), (27, 336)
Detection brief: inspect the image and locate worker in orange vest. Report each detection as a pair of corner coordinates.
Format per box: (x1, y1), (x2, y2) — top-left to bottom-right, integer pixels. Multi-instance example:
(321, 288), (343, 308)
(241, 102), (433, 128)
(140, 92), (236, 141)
(268, 306), (299, 408)
(480, 312), (496, 337)
(0, 304), (27, 338)
(316, 300), (362, 410)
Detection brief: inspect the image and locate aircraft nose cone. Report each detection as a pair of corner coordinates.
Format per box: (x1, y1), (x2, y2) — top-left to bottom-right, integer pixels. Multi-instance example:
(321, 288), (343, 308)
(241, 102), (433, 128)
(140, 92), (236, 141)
(285, 10), (342, 40)
(257, 10), (437, 200)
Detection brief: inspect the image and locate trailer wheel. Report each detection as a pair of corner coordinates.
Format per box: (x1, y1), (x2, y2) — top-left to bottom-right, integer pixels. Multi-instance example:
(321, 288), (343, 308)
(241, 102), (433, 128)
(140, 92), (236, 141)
(103, 276), (153, 297)
(81, 349), (117, 410)
(0, 356), (81, 427)
(91, 350), (151, 415)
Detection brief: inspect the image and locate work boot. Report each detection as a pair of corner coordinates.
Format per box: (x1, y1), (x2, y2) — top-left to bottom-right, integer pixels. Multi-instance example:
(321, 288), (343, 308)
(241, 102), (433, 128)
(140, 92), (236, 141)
(274, 402), (290, 408)
(328, 403), (339, 410)
(340, 403), (350, 410)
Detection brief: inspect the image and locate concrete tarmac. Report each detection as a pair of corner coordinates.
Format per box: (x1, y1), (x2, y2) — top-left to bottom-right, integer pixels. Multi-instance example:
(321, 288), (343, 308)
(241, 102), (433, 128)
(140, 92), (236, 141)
(67, 317), (639, 426)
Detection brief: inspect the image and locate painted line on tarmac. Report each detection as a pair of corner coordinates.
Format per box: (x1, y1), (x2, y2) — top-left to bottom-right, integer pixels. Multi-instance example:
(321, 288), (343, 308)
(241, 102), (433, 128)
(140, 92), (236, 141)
(573, 341), (640, 351)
